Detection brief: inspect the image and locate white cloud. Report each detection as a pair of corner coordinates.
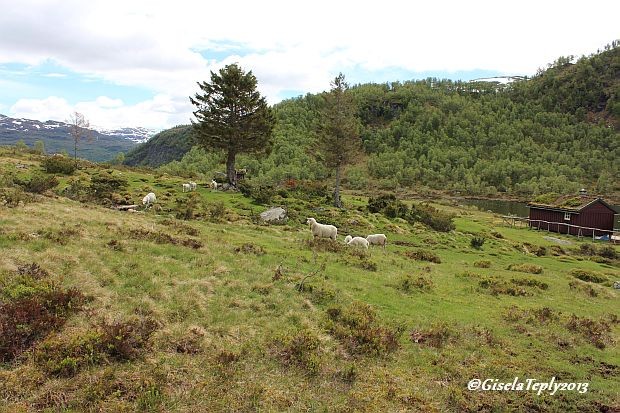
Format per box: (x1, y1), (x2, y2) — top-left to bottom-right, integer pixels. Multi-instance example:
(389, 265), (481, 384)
(9, 95), (192, 129)
(1, 0), (619, 128)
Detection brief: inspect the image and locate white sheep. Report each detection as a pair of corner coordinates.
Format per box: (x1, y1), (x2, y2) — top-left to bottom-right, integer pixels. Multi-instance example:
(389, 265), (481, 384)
(306, 217), (337, 241)
(182, 183), (191, 192)
(366, 233), (387, 248)
(189, 181), (197, 191)
(210, 179), (218, 190)
(345, 235), (369, 248)
(142, 192), (156, 207)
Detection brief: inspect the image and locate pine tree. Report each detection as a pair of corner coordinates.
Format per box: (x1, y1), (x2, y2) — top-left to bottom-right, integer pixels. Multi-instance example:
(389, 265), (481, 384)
(318, 73), (361, 208)
(190, 64), (275, 185)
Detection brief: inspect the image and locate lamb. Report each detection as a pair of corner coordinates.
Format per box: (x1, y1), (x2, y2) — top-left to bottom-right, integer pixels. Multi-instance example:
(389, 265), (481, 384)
(210, 179), (218, 190)
(344, 235), (369, 248)
(366, 233), (387, 248)
(306, 217), (337, 241)
(189, 181), (197, 191)
(182, 183), (191, 192)
(142, 192), (156, 207)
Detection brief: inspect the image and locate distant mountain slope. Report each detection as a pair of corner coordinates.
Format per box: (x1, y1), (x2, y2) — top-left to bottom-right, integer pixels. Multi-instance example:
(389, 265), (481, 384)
(123, 125), (193, 167)
(0, 114), (154, 161)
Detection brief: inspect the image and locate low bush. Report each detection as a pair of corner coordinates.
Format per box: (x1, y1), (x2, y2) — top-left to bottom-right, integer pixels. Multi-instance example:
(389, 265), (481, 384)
(566, 315), (613, 349)
(473, 260), (491, 268)
(238, 180), (275, 204)
(410, 203), (455, 232)
(507, 263), (543, 274)
(17, 173), (58, 194)
(0, 187), (33, 207)
(325, 302), (402, 356)
(470, 236), (486, 249)
(0, 288), (87, 362)
(270, 329), (322, 375)
(410, 323), (459, 348)
(89, 172), (128, 202)
(42, 155), (77, 175)
(405, 249), (441, 263)
(570, 269), (607, 284)
(396, 275), (434, 293)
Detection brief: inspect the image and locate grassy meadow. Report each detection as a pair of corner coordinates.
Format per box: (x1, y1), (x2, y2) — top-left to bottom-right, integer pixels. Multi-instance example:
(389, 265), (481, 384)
(0, 149), (619, 412)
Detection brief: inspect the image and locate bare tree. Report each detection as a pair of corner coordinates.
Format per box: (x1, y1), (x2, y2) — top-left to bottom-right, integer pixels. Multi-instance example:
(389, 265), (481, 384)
(67, 112), (92, 165)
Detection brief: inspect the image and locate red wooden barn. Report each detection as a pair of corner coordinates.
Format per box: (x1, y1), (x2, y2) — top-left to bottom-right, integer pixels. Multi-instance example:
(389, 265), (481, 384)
(527, 193), (617, 237)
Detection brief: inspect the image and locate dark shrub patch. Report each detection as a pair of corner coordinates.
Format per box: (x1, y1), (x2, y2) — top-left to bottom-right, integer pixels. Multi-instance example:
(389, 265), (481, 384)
(507, 263), (543, 274)
(569, 281), (598, 297)
(409, 203), (455, 232)
(470, 236), (486, 249)
(17, 262), (50, 279)
(396, 275), (434, 293)
(473, 260), (491, 268)
(405, 249), (441, 263)
(126, 228), (203, 249)
(16, 173), (58, 194)
(97, 317), (159, 361)
(367, 194), (398, 213)
(234, 243), (266, 255)
(511, 278), (548, 290)
(410, 323), (458, 348)
(325, 302), (402, 356)
(304, 238), (345, 253)
(597, 246), (617, 260)
(0, 187), (34, 207)
(89, 173), (128, 202)
(570, 269), (607, 284)
(0, 288), (87, 362)
(42, 155), (77, 175)
(270, 329), (321, 375)
(38, 225), (82, 245)
(238, 181), (275, 204)
(478, 277), (530, 296)
(566, 315), (613, 349)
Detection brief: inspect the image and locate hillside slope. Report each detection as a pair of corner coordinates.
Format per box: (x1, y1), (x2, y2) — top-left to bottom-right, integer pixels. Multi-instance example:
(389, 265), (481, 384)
(123, 125), (193, 167)
(1, 149), (618, 411)
(123, 44), (619, 198)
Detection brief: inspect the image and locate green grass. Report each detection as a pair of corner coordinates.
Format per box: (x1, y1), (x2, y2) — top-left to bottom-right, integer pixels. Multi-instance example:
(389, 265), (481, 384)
(0, 150), (618, 412)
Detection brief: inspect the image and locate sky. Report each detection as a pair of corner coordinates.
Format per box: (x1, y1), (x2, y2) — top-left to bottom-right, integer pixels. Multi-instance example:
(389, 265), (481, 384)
(0, 0), (618, 130)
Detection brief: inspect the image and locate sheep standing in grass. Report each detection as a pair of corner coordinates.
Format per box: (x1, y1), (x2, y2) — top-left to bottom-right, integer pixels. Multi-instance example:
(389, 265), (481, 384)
(189, 181), (197, 191)
(182, 183), (191, 192)
(210, 180), (218, 190)
(306, 217), (337, 241)
(366, 233), (387, 248)
(142, 192), (156, 208)
(344, 235), (369, 248)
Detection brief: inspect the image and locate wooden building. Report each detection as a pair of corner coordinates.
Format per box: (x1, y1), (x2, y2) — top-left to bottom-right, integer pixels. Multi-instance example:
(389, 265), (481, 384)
(527, 193), (617, 237)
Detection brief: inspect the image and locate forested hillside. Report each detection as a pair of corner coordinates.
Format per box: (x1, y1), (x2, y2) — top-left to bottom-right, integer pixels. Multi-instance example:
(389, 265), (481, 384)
(126, 43), (619, 198)
(123, 125), (193, 167)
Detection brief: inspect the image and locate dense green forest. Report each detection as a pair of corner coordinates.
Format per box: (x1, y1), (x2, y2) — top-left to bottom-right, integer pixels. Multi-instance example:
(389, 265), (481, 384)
(126, 42), (619, 198)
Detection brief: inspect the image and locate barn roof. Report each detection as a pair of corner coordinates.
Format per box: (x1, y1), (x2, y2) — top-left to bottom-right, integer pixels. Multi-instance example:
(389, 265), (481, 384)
(527, 195), (617, 213)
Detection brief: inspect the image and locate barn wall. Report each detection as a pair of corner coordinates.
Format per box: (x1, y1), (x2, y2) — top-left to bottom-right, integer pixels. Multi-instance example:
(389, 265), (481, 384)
(528, 200), (615, 237)
(572, 201), (615, 236)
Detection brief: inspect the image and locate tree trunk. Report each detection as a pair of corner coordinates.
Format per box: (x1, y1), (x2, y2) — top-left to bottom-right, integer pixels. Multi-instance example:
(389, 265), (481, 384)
(226, 150), (236, 186)
(333, 164), (342, 208)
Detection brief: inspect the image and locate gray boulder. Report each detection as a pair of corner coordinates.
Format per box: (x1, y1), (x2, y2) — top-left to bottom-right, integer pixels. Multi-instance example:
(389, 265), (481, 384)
(260, 207), (287, 224)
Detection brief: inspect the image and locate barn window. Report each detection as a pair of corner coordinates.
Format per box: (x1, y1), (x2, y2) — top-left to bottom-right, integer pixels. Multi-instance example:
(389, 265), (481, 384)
(564, 212), (571, 221)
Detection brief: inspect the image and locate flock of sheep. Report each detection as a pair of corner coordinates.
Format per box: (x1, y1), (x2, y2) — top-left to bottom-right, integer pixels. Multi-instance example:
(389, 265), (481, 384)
(140, 186), (386, 249)
(306, 217), (386, 249)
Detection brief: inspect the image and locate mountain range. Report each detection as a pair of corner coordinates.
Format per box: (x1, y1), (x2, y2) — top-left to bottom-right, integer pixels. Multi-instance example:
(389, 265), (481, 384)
(0, 114), (156, 162)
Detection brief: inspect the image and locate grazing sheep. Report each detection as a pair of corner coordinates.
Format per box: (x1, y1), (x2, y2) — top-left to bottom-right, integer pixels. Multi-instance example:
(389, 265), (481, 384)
(346, 236), (369, 249)
(366, 233), (387, 248)
(210, 179), (218, 190)
(344, 235), (353, 244)
(182, 183), (191, 192)
(189, 181), (197, 191)
(142, 192), (156, 207)
(306, 217), (337, 241)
